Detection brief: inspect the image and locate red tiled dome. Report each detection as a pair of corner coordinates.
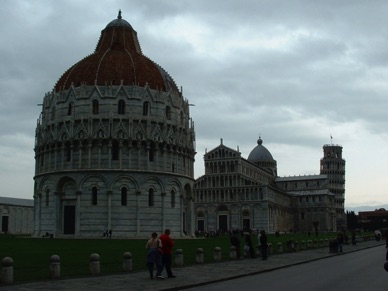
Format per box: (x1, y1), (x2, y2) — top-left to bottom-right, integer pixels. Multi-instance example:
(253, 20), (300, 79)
(55, 11), (179, 94)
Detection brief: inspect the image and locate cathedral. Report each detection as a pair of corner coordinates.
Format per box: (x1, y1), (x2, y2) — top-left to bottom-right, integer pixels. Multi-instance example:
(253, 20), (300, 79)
(193, 138), (345, 234)
(33, 12), (196, 238)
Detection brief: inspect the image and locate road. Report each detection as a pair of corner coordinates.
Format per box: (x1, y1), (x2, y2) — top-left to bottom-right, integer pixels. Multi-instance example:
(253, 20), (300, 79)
(185, 246), (388, 291)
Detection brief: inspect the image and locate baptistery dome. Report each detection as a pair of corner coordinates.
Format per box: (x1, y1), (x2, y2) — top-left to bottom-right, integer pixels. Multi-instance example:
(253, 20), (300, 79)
(55, 11), (178, 95)
(34, 12), (196, 239)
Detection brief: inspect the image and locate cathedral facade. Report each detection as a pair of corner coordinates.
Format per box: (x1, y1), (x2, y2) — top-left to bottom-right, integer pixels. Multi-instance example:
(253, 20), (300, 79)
(194, 138), (345, 234)
(33, 12), (196, 238)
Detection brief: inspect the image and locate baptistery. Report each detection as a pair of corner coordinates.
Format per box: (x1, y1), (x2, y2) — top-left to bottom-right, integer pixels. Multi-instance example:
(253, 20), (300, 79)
(33, 12), (196, 238)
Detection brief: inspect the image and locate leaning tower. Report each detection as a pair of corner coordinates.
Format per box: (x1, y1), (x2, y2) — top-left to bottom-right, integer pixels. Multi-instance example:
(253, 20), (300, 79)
(320, 143), (346, 229)
(33, 12), (196, 238)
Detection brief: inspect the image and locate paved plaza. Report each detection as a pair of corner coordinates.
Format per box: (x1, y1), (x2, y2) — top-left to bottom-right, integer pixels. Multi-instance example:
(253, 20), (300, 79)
(1, 240), (384, 291)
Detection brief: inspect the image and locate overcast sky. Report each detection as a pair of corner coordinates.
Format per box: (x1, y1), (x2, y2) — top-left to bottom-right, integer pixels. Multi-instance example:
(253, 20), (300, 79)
(1, 0), (387, 207)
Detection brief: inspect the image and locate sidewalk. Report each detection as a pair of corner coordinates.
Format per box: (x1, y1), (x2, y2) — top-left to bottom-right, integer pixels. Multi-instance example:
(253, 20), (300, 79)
(1, 240), (384, 291)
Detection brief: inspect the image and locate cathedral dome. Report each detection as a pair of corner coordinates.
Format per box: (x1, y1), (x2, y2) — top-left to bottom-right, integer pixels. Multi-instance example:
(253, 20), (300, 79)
(54, 11), (179, 94)
(247, 137), (274, 163)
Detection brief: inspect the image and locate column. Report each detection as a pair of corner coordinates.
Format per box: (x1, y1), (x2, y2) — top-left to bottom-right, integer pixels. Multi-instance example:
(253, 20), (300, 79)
(136, 142), (140, 169)
(78, 143), (83, 169)
(53, 192), (60, 235)
(188, 196), (195, 236)
(88, 141), (92, 168)
(107, 191), (112, 230)
(136, 190), (141, 237)
(119, 141), (123, 169)
(34, 193), (41, 236)
(161, 192), (166, 230)
(98, 141), (102, 168)
(54, 143), (57, 170)
(180, 194), (184, 237)
(76, 191), (81, 235)
(146, 142), (150, 170)
(108, 141), (112, 169)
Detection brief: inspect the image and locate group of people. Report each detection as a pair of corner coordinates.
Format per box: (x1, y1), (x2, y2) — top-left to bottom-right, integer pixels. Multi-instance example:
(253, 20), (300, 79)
(103, 229), (112, 239)
(145, 229), (176, 279)
(230, 229), (268, 260)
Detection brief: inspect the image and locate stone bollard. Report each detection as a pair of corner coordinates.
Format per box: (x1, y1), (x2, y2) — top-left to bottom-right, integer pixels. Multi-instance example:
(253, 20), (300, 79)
(49, 255), (60, 279)
(230, 246), (237, 259)
(294, 241), (299, 252)
(307, 240), (312, 249)
(1, 257), (13, 284)
(301, 240), (306, 250)
(196, 248), (204, 263)
(122, 252), (132, 272)
(313, 240), (318, 248)
(319, 239), (324, 248)
(175, 249), (184, 266)
(89, 253), (100, 275)
(277, 242), (283, 254)
(213, 247), (222, 262)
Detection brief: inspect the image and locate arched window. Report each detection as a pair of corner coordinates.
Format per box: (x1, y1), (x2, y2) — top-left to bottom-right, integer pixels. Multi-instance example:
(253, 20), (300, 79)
(148, 188), (154, 207)
(180, 111), (184, 125)
(166, 106), (171, 120)
(92, 100), (99, 115)
(121, 187), (127, 206)
(118, 99), (125, 114)
(143, 101), (150, 116)
(92, 187), (98, 205)
(171, 190), (175, 208)
(45, 189), (50, 207)
(68, 102), (74, 116)
(112, 140), (119, 160)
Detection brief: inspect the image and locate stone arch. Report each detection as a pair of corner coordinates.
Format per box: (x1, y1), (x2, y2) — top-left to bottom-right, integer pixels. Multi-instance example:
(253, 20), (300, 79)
(140, 176), (165, 193)
(38, 177), (55, 194)
(79, 174), (109, 192)
(111, 175), (139, 192)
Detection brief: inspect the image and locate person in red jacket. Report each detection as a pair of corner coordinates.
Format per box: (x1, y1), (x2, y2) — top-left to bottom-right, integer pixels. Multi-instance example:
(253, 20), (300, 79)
(159, 229), (176, 278)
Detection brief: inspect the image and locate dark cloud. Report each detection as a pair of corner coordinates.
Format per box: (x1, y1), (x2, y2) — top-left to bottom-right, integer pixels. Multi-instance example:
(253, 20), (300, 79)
(0, 0), (387, 206)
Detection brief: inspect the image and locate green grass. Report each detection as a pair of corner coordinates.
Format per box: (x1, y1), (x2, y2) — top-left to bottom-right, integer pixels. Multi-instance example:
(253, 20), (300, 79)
(0, 232), (357, 283)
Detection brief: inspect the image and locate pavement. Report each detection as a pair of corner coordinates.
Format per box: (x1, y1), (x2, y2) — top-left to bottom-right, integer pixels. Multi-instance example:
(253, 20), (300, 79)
(1, 239), (384, 291)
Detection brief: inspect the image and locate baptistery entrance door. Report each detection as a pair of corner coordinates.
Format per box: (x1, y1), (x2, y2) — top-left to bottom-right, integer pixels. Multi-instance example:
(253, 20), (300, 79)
(63, 205), (75, 234)
(218, 215), (228, 232)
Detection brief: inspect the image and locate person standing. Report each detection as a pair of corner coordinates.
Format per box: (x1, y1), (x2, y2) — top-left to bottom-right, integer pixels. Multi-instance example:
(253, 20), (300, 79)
(385, 229), (388, 248)
(145, 232), (164, 279)
(260, 230), (268, 260)
(244, 231), (255, 258)
(337, 231), (344, 253)
(230, 230), (241, 259)
(159, 229), (176, 278)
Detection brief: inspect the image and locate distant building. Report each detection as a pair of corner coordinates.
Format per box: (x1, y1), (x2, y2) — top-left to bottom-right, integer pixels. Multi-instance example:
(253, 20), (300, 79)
(0, 197), (34, 235)
(194, 138), (345, 233)
(33, 12), (196, 238)
(358, 209), (388, 231)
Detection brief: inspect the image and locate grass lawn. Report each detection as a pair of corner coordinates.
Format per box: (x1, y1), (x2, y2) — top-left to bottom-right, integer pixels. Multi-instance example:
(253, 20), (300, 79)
(0, 232), (345, 283)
